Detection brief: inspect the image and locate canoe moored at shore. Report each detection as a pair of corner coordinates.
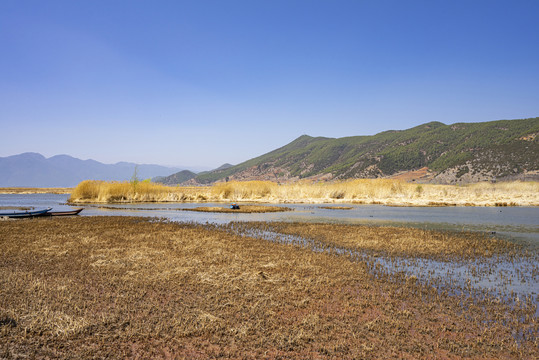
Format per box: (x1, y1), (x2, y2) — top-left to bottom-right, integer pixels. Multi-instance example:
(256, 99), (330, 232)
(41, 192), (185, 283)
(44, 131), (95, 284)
(41, 209), (83, 217)
(0, 208), (52, 218)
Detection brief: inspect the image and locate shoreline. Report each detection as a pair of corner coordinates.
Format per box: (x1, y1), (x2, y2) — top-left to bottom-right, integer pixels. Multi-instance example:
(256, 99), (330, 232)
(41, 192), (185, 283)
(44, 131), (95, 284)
(67, 198), (537, 206)
(0, 187), (72, 194)
(68, 179), (539, 206)
(3, 180), (539, 207)
(5, 198), (539, 207)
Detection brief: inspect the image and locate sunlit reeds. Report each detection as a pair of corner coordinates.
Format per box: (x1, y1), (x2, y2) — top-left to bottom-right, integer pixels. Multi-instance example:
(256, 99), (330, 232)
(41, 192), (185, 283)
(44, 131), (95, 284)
(68, 179), (539, 206)
(69, 180), (210, 203)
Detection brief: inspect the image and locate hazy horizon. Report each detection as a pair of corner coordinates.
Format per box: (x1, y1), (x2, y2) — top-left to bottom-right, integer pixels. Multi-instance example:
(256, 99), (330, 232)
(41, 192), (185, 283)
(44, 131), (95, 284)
(1, 1), (538, 168)
(0, 151), (212, 173)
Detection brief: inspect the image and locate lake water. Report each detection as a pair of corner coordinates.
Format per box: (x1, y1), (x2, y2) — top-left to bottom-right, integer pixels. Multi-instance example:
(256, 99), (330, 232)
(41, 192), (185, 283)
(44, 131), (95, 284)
(2, 193), (538, 305)
(1, 193), (537, 244)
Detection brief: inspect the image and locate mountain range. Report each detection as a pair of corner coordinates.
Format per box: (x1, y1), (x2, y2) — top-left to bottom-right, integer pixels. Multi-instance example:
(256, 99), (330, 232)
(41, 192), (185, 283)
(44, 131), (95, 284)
(3, 118), (538, 188)
(0, 153), (182, 187)
(179, 117), (539, 185)
(152, 164), (234, 186)
(152, 170), (198, 185)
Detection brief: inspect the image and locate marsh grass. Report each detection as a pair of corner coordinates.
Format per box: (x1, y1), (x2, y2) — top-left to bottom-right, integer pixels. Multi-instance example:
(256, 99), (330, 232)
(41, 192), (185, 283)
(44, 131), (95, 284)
(88, 204), (291, 213)
(184, 205), (292, 213)
(232, 222), (519, 260)
(69, 179), (539, 206)
(69, 180), (209, 203)
(1, 217), (537, 359)
(319, 206), (353, 210)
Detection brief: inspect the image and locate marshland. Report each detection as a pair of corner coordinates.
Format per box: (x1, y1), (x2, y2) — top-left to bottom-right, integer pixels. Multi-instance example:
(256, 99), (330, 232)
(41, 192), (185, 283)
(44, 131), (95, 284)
(67, 179), (539, 206)
(1, 216), (538, 359)
(1, 182), (538, 359)
(183, 205), (292, 213)
(4, 0), (539, 358)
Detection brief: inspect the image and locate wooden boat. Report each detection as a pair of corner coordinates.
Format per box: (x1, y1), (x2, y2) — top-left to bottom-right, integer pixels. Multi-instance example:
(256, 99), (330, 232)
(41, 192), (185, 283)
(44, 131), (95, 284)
(41, 208), (83, 217)
(0, 208), (52, 218)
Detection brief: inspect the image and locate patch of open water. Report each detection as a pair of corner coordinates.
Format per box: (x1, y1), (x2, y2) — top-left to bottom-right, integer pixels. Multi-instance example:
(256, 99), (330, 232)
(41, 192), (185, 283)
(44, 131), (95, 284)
(2, 193), (538, 312)
(4, 193), (536, 243)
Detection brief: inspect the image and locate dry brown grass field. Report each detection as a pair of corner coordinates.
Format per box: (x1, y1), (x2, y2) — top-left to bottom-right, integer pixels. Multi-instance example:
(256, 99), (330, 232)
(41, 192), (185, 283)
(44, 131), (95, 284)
(68, 179), (539, 206)
(1, 217), (537, 359)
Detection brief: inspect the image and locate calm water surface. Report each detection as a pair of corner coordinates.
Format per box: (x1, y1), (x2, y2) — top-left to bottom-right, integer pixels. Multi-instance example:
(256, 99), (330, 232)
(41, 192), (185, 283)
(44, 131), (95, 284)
(1, 193), (537, 243)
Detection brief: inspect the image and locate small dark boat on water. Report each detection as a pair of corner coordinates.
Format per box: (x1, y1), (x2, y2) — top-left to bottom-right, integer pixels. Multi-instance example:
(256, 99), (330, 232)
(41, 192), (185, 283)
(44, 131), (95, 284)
(0, 208), (83, 219)
(41, 208), (83, 217)
(0, 208), (52, 218)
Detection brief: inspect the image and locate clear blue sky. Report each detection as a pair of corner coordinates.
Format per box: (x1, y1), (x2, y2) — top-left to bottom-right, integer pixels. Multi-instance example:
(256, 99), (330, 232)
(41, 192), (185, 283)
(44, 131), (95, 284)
(1, 0), (538, 169)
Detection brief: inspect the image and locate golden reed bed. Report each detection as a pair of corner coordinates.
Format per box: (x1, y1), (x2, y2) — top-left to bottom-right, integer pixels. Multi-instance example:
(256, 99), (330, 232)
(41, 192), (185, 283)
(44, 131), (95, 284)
(67, 179), (539, 206)
(1, 217), (536, 359)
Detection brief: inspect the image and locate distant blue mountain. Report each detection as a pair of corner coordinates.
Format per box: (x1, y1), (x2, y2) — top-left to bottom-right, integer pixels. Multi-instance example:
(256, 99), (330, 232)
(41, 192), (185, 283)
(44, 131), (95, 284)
(0, 153), (183, 187)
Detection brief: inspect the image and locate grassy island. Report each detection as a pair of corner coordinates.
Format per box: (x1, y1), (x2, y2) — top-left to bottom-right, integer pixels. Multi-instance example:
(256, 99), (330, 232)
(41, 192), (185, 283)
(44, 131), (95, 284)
(68, 179), (539, 206)
(184, 205), (292, 213)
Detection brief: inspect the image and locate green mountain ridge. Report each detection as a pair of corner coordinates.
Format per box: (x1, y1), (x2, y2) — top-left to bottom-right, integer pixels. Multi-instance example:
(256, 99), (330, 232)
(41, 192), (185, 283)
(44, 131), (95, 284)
(153, 170), (197, 185)
(192, 117), (539, 184)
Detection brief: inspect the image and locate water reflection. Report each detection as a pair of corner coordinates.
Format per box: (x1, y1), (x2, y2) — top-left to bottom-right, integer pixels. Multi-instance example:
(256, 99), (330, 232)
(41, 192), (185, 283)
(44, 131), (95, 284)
(1, 194), (537, 242)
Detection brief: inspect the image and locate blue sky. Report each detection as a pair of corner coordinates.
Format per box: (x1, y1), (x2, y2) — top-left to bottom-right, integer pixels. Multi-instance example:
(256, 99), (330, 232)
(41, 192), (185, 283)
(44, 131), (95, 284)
(1, 0), (538, 169)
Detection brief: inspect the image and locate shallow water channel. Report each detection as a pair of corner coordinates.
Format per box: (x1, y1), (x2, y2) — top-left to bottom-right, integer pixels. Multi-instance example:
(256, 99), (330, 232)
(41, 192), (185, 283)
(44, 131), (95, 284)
(2, 193), (538, 311)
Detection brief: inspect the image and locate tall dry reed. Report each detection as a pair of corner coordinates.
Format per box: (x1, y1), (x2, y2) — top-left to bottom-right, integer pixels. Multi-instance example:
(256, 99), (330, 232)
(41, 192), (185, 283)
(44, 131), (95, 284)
(69, 180), (210, 203)
(208, 179), (539, 205)
(69, 179), (539, 206)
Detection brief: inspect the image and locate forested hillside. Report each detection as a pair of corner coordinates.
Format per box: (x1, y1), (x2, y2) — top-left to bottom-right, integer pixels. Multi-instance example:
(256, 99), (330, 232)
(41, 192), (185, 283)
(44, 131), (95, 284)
(191, 118), (539, 184)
